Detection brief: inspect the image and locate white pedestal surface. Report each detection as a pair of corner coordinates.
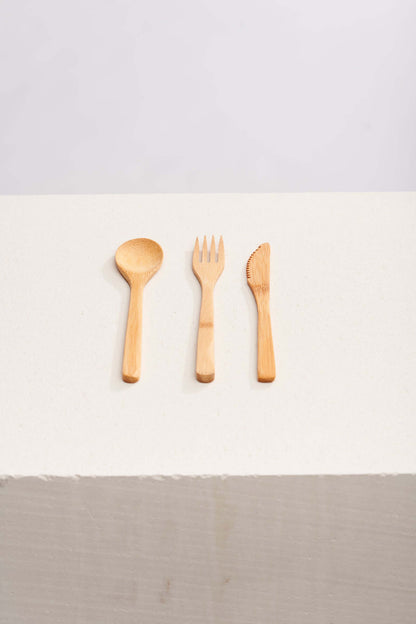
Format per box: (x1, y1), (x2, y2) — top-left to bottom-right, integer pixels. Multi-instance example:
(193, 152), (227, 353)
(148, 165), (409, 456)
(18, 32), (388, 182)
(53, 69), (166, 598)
(0, 192), (415, 475)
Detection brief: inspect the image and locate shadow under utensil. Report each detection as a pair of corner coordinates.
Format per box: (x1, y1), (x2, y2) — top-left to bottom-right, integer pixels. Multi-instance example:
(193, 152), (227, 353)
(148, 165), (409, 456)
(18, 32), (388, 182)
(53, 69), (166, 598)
(244, 262), (258, 388)
(182, 251), (204, 394)
(101, 256), (130, 392)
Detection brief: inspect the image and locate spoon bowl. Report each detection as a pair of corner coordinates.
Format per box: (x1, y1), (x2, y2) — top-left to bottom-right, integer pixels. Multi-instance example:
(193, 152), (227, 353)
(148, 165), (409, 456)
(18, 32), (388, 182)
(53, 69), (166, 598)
(116, 238), (163, 285)
(115, 238), (163, 382)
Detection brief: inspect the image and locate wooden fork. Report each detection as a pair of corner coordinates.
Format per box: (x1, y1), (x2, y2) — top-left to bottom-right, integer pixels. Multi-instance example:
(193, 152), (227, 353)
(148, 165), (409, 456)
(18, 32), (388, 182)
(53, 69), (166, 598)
(192, 236), (224, 382)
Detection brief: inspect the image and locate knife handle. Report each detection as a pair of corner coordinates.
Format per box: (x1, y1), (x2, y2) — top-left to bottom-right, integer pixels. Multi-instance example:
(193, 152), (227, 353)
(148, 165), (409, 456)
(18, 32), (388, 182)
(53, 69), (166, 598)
(257, 297), (275, 382)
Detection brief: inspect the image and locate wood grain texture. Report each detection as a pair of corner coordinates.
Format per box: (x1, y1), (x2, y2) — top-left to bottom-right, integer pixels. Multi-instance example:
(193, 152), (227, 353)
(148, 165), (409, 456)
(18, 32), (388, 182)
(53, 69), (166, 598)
(115, 238), (163, 382)
(1, 476), (415, 623)
(192, 236), (224, 382)
(247, 243), (276, 382)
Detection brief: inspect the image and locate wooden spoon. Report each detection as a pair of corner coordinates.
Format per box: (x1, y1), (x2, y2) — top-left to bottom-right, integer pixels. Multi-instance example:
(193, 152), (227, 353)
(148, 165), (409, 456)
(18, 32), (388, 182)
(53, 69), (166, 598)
(115, 238), (163, 383)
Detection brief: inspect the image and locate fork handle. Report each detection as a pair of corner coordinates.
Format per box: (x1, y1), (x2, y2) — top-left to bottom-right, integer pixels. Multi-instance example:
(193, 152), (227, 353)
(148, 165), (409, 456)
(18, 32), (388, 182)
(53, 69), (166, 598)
(122, 281), (143, 383)
(196, 284), (215, 382)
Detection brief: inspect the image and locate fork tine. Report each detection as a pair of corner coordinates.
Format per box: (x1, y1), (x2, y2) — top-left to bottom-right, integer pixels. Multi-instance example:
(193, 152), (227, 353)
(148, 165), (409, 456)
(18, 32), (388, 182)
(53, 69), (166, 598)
(202, 235), (208, 261)
(210, 236), (216, 262)
(193, 237), (200, 264)
(218, 236), (224, 265)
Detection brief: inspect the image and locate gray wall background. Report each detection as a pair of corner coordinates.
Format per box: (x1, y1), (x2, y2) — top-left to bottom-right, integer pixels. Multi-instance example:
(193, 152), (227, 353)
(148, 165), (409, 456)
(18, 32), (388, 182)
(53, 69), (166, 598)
(1, 476), (415, 623)
(1, 0), (415, 194)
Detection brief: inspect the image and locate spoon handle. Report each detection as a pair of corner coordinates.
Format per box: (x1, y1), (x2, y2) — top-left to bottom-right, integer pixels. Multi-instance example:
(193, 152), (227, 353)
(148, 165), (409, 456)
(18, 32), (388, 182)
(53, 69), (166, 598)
(122, 282), (143, 383)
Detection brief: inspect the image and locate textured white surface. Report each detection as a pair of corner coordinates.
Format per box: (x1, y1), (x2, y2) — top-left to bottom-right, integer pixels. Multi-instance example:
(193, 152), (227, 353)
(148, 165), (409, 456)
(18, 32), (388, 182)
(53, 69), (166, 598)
(0, 193), (415, 474)
(1, 1), (416, 193)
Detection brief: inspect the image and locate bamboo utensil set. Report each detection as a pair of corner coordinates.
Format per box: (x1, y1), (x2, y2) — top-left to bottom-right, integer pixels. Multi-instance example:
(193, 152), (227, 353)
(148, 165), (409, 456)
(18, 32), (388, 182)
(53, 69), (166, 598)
(115, 237), (275, 384)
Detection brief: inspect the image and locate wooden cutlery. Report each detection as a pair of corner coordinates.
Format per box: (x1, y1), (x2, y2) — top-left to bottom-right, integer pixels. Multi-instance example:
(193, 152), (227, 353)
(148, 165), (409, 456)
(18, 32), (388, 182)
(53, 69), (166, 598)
(247, 243), (276, 382)
(115, 238), (163, 383)
(115, 237), (275, 383)
(192, 236), (224, 382)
